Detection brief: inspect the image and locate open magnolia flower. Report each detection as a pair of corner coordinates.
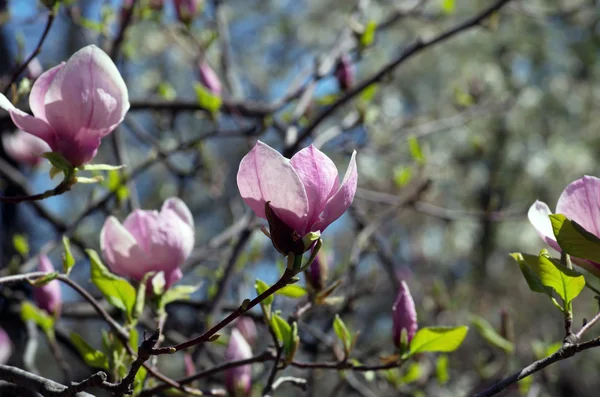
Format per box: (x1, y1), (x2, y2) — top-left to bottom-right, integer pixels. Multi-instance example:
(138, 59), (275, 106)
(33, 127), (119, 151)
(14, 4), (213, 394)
(237, 141), (357, 253)
(528, 175), (600, 276)
(100, 197), (195, 289)
(0, 45), (129, 166)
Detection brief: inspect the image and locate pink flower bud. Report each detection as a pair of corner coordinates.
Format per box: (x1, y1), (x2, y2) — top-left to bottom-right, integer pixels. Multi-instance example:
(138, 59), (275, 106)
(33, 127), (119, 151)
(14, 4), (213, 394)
(392, 281), (417, 348)
(0, 45), (129, 166)
(34, 256), (62, 316)
(26, 58), (44, 81)
(225, 329), (252, 397)
(236, 317), (257, 347)
(198, 61), (222, 95)
(184, 353), (196, 376)
(174, 0), (200, 25)
(237, 141), (357, 241)
(100, 198), (195, 289)
(2, 130), (51, 166)
(334, 54), (354, 91)
(0, 327), (12, 365)
(306, 251), (328, 291)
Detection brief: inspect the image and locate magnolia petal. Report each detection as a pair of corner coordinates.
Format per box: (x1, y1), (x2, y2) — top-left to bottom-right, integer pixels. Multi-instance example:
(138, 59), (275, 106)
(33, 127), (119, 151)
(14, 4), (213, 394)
(34, 255), (62, 316)
(2, 130), (51, 166)
(0, 94), (56, 144)
(556, 176), (600, 238)
(527, 200), (560, 251)
(162, 197), (195, 229)
(100, 216), (146, 279)
(392, 281), (418, 347)
(225, 329), (252, 396)
(29, 62), (64, 121)
(237, 141), (308, 232)
(0, 328), (11, 365)
(291, 145), (340, 229)
(312, 150), (357, 232)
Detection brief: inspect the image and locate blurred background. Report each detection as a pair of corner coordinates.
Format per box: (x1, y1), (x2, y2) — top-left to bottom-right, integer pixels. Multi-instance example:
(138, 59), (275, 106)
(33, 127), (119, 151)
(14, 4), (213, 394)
(1, 0), (600, 396)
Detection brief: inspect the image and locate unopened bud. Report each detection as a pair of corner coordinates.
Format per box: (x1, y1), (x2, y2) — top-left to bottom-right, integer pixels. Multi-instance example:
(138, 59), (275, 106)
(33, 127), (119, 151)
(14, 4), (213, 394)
(236, 317), (257, 347)
(306, 251), (328, 292)
(334, 54), (354, 92)
(392, 281), (417, 349)
(34, 256), (62, 316)
(174, 0), (200, 25)
(198, 61), (222, 95)
(225, 329), (252, 397)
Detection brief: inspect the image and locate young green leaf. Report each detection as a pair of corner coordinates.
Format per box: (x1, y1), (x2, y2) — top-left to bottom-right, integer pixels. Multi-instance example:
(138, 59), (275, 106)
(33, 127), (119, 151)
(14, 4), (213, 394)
(407, 326), (469, 356)
(21, 302), (54, 334)
(13, 234), (29, 256)
(441, 0), (455, 14)
(408, 135), (426, 165)
(159, 284), (201, 309)
(537, 255), (585, 306)
(87, 249), (136, 320)
(470, 314), (514, 353)
(360, 20), (377, 48)
(436, 355), (449, 385)
(333, 314), (353, 357)
(255, 279), (274, 305)
(62, 236), (75, 275)
(194, 83), (222, 115)
(29, 272), (59, 287)
(510, 253), (562, 310)
(550, 214), (600, 265)
(70, 332), (108, 369)
(271, 314), (292, 351)
(400, 362), (422, 384)
(276, 285), (308, 298)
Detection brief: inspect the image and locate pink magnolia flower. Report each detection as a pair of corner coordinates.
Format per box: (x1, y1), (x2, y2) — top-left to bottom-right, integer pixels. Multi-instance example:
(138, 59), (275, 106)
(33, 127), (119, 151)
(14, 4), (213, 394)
(100, 198), (195, 289)
(198, 61), (222, 95)
(225, 329), (252, 397)
(236, 317), (257, 347)
(335, 54), (354, 92)
(0, 45), (129, 166)
(528, 175), (600, 277)
(392, 281), (418, 348)
(34, 255), (62, 316)
(2, 130), (51, 166)
(0, 327), (11, 365)
(237, 141), (357, 239)
(174, 0), (200, 24)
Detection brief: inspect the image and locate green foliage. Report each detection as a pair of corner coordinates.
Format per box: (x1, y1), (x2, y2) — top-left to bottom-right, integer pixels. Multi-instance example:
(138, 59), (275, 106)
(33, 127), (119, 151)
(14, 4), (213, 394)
(29, 271), (59, 287)
(393, 166), (413, 188)
(270, 314), (299, 363)
(87, 249), (136, 321)
(21, 302), (54, 334)
(407, 135), (426, 165)
(440, 0), (455, 14)
(360, 21), (377, 48)
(12, 234), (29, 256)
(159, 284), (201, 310)
(333, 314), (356, 358)
(194, 83), (222, 115)
(436, 355), (450, 385)
(407, 326), (469, 356)
(470, 314), (514, 353)
(550, 214), (600, 264)
(62, 236), (75, 275)
(255, 279), (274, 305)
(401, 362), (422, 384)
(276, 284), (307, 298)
(70, 332), (109, 370)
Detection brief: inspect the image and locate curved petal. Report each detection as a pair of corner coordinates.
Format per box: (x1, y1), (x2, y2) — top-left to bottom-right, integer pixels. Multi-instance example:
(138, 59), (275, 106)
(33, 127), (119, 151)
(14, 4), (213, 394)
(556, 176), (600, 238)
(100, 216), (148, 280)
(312, 150), (357, 232)
(291, 145), (340, 229)
(34, 255), (62, 315)
(392, 280), (418, 347)
(237, 141), (308, 233)
(2, 130), (51, 166)
(44, 45), (129, 141)
(162, 197), (194, 229)
(0, 328), (11, 365)
(527, 200), (560, 251)
(29, 62), (64, 121)
(0, 94), (56, 144)
(164, 268), (183, 290)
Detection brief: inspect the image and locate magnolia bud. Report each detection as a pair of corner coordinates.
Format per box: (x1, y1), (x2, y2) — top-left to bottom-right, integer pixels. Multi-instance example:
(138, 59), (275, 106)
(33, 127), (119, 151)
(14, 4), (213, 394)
(198, 61), (222, 95)
(225, 329), (252, 397)
(236, 317), (257, 347)
(0, 328), (12, 365)
(334, 54), (354, 91)
(174, 0), (200, 25)
(34, 256), (62, 316)
(392, 281), (417, 349)
(306, 251), (328, 291)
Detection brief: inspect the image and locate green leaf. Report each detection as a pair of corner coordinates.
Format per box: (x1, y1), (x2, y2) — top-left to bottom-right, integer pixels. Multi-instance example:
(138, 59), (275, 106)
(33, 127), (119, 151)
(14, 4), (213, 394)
(70, 332), (108, 370)
(133, 365), (148, 395)
(441, 0), (455, 14)
(359, 84), (379, 103)
(255, 279), (274, 305)
(271, 314), (292, 350)
(401, 362), (422, 384)
(407, 326), (469, 356)
(62, 236), (75, 275)
(157, 82), (176, 101)
(360, 20), (377, 48)
(393, 166), (413, 188)
(276, 285), (308, 298)
(333, 314), (352, 357)
(537, 254), (585, 306)
(160, 284), (201, 308)
(42, 152), (73, 171)
(408, 135), (426, 165)
(106, 170), (129, 202)
(29, 272), (59, 287)
(470, 314), (514, 353)
(194, 83), (222, 114)
(87, 249), (136, 319)
(436, 355), (449, 385)
(79, 17), (105, 33)
(510, 253), (561, 309)
(550, 214), (600, 272)
(21, 301), (54, 334)
(13, 234), (29, 256)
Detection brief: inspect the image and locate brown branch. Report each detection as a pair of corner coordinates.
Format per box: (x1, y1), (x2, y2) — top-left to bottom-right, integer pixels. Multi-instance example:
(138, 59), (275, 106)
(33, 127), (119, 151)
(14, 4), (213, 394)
(0, 364), (95, 397)
(0, 175), (75, 203)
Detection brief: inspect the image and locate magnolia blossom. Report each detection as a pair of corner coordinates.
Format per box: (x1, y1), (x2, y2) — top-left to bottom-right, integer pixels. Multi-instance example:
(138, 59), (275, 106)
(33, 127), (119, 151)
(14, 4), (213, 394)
(236, 317), (257, 347)
(306, 251), (328, 291)
(34, 255), (62, 316)
(392, 281), (418, 348)
(198, 61), (222, 95)
(2, 130), (51, 166)
(0, 327), (11, 365)
(528, 175), (600, 276)
(237, 141), (357, 239)
(174, 0), (200, 24)
(225, 329), (252, 397)
(0, 45), (129, 166)
(100, 198), (195, 289)
(335, 54), (354, 91)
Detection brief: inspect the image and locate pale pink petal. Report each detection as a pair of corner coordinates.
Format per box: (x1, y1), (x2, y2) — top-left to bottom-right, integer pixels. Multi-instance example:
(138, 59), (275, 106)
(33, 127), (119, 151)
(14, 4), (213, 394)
(237, 141), (308, 233)
(44, 45), (129, 141)
(312, 151), (357, 232)
(0, 328), (11, 365)
(162, 197), (194, 229)
(392, 281), (418, 347)
(0, 94), (56, 144)
(29, 63), (64, 121)
(556, 176), (600, 238)
(100, 216), (148, 280)
(527, 200), (560, 251)
(225, 329), (252, 396)
(34, 255), (62, 316)
(291, 145), (340, 229)
(2, 131), (51, 166)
